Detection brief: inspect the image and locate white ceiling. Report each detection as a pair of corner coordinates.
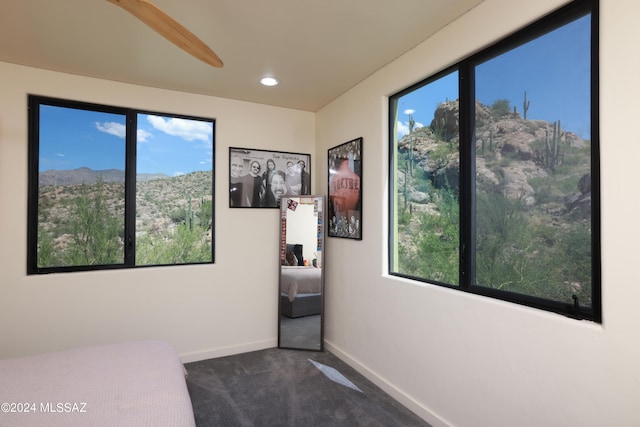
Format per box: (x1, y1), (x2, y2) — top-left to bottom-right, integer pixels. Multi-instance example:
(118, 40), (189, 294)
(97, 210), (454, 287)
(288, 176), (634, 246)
(0, 0), (483, 112)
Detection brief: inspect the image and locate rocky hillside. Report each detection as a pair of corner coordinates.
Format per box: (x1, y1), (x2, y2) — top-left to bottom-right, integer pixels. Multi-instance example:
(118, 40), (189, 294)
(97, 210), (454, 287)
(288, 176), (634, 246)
(396, 99), (593, 302)
(398, 100), (591, 221)
(38, 170), (213, 241)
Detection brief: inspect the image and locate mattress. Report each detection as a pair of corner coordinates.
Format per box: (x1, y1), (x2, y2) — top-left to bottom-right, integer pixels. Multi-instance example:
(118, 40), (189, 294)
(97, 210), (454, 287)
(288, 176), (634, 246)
(280, 266), (322, 302)
(0, 340), (196, 427)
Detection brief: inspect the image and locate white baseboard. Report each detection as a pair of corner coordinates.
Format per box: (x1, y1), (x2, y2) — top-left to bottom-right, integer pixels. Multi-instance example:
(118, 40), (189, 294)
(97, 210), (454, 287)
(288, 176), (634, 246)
(179, 338), (276, 363)
(324, 339), (451, 427)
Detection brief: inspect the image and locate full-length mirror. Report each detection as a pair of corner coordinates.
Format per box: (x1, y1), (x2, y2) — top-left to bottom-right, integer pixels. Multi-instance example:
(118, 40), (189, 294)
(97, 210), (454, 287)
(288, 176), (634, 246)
(278, 196), (325, 351)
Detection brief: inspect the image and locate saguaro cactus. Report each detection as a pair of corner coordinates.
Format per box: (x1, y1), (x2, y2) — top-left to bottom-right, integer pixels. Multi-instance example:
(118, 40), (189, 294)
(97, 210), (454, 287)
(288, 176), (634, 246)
(489, 130), (494, 152)
(403, 161), (409, 211)
(186, 195), (194, 230)
(523, 90), (530, 120)
(545, 120), (562, 170)
(409, 114), (415, 177)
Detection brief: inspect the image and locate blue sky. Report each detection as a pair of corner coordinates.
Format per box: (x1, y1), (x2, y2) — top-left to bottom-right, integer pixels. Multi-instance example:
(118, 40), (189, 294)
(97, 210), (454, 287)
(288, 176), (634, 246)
(39, 107), (213, 176)
(396, 14), (591, 140)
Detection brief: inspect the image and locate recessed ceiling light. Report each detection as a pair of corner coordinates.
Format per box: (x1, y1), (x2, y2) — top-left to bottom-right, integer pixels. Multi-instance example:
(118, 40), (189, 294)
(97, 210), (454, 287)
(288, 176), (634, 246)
(260, 77), (279, 87)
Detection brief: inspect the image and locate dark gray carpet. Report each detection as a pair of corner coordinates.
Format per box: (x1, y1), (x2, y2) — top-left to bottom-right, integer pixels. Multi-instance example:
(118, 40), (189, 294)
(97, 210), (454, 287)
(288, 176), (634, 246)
(185, 348), (431, 427)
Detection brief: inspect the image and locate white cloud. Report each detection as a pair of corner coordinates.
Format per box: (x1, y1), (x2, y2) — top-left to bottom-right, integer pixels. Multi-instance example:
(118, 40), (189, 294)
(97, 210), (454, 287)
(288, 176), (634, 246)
(397, 121), (410, 137)
(137, 129), (153, 143)
(146, 115), (211, 142)
(95, 121), (126, 138)
(173, 171), (186, 177)
(397, 120), (425, 137)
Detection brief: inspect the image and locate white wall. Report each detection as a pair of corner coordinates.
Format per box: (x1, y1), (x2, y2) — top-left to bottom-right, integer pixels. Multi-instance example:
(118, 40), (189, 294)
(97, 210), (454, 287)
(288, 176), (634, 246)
(318, 0), (640, 426)
(2, 0), (639, 425)
(0, 61), (315, 362)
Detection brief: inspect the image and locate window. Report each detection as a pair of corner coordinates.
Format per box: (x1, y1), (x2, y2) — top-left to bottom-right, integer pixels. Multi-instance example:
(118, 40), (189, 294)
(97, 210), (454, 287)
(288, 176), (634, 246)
(389, 0), (599, 321)
(28, 96), (215, 273)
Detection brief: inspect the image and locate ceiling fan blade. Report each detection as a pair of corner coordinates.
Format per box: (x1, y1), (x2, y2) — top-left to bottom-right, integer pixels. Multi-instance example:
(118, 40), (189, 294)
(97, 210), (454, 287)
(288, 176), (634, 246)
(107, 0), (223, 68)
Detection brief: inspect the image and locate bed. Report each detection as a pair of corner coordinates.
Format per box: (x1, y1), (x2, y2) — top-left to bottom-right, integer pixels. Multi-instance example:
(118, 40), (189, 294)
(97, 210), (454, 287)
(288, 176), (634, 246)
(0, 340), (196, 427)
(280, 265), (322, 318)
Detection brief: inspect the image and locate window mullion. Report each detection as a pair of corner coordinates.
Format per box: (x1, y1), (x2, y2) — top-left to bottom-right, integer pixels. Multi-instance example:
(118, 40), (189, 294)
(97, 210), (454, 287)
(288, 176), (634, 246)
(458, 62), (475, 290)
(124, 112), (137, 267)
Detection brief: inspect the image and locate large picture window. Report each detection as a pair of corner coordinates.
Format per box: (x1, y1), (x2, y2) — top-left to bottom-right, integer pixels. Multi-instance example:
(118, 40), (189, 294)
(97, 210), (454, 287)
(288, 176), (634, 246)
(28, 96), (215, 273)
(389, 0), (599, 321)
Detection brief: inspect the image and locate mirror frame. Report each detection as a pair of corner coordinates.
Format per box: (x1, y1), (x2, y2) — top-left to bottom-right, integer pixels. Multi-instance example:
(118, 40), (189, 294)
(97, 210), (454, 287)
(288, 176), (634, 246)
(277, 195), (325, 351)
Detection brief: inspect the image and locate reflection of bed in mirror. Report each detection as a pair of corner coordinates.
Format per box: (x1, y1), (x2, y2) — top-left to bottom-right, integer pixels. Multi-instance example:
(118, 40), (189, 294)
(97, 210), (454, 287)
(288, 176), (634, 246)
(280, 266), (322, 318)
(279, 195), (324, 351)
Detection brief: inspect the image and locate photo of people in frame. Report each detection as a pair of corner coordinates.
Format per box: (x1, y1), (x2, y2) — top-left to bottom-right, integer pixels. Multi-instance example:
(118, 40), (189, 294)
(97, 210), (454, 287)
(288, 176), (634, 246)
(229, 147), (311, 208)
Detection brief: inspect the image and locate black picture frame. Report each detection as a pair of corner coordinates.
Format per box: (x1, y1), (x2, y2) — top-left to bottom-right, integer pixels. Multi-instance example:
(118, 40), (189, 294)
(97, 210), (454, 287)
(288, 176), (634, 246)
(328, 137), (362, 239)
(229, 147), (311, 208)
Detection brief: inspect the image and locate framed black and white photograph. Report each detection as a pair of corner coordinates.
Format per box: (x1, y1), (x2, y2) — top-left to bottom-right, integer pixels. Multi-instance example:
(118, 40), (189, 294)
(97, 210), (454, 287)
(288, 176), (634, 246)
(229, 147), (311, 208)
(328, 137), (362, 239)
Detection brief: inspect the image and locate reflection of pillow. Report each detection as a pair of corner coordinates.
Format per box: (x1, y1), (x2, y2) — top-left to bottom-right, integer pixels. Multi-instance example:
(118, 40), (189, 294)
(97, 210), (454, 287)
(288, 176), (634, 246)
(285, 251), (298, 266)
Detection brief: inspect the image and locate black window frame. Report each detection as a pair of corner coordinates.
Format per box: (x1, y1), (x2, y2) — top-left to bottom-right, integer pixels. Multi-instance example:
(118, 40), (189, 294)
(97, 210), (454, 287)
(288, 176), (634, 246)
(388, 0), (600, 322)
(27, 95), (216, 274)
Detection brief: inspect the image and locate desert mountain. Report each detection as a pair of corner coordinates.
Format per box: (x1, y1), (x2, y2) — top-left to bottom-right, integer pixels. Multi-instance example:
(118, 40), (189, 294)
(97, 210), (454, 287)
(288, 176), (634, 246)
(39, 167), (169, 186)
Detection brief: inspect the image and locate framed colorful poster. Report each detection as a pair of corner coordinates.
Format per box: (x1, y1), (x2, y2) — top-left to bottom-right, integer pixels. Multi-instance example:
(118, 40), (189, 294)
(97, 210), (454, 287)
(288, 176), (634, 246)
(327, 137), (362, 239)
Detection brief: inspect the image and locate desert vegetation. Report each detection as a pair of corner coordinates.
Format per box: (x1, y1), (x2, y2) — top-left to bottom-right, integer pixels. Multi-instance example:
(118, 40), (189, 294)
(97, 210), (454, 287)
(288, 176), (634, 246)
(37, 171), (213, 268)
(396, 98), (592, 306)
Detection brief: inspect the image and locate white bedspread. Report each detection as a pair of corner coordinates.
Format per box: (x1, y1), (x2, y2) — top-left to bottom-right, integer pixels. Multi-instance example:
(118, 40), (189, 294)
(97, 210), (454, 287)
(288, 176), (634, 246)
(0, 340), (196, 427)
(280, 266), (322, 302)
